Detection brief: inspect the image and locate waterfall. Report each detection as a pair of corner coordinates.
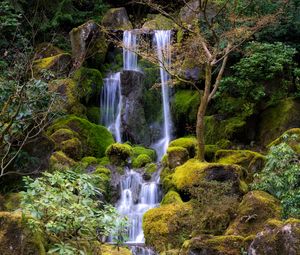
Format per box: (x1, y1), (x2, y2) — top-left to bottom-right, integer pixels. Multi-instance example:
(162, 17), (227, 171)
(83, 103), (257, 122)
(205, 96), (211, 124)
(153, 30), (173, 160)
(123, 30), (138, 70)
(116, 168), (161, 255)
(100, 72), (122, 142)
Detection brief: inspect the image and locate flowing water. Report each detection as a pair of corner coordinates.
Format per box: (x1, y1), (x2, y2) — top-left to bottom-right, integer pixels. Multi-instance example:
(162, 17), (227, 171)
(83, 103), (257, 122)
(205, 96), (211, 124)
(100, 72), (122, 142)
(116, 168), (161, 255)
(123, 30), (138, 70)
(152, 30), (173, 160)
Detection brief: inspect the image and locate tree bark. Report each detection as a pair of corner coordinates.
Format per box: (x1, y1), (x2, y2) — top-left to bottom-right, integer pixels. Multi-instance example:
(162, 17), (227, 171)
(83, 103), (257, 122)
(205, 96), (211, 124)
(196, 63), (212, 161)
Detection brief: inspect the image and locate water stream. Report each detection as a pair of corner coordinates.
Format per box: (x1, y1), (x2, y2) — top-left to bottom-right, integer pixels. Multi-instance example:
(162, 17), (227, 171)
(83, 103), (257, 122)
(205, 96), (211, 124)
(123, 30), (138, 70)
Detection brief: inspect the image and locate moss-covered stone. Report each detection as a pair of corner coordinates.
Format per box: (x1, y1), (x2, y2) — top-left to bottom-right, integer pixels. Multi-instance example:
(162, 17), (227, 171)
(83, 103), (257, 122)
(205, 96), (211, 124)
(0, 212), (46, 255)
(132, 146), (156, 161)
(226, 191), (282, 237)
(61, 137), (82, 160)
(204, 145), (220, 162)
(0, 193), (21, 211)
(145, 163), (157, 175)
(49, 151), (76, 169)
(258, 98), (300, 146)
(34, 42), (64, 60)
(183, 235), (246, 255)
(216, 150), (266, 182)
(98, 156), (110, 166)
(87, 106), (100, 124)
(132, 154), (153, 168)
(92, 166), (111, 197)
(143, 202), (193, 252)
(100, 244), (132, 255)
(47, 115), (114, 158)
(248, 218), (300, 255)
(33, 53), (72, 79)
(81, 156), (98, 167)
(142, 14), (175, 30)
(167, 146), (189, 169)
(105, 143), (133, 166)
(102, 8), (132, 30)
(169, 137), (197, 158)
(50, 128), (78, 145)
(161, 190), (183, 205)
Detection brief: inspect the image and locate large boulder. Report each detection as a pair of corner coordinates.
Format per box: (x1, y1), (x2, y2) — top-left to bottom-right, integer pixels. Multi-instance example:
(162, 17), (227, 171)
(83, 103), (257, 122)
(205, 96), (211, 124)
(258, 98), (300, 146)
(70, 20), (108, 69)
(34, 43), (64, 60)
(179, 0), (200, 25)
(101, 7), (132, 30)
(248, 218), (300, 255)
(142, 14), (175, 30)
(226, 191), (282, 236)
(120, 70), (150, 145)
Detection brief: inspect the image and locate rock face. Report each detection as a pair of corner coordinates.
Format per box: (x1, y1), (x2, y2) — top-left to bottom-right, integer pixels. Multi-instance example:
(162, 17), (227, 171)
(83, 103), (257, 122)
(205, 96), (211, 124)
(120, 70), (150, 145)
(70, 20), (107, 69)
(248, 219), (300, 255)
(179, 0), (200, 24)
(101, 7), (132, 30)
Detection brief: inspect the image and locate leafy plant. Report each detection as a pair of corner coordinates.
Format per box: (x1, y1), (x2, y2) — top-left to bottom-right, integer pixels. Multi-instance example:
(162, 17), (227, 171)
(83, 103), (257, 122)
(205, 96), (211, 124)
(252, 135), (300, 218)
(21, 169), (128, 254)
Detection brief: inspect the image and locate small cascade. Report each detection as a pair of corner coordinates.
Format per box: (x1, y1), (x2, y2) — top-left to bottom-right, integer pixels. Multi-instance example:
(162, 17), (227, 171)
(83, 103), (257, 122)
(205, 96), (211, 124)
(153, 30), (173, 160)
(116, 168), (161, 254)
(100, 72), (122, 142)
(123, 30), (138, 70)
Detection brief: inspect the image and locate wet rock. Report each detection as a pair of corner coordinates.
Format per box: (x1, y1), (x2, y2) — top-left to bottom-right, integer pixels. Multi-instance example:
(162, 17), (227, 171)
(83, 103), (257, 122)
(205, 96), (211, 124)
(167, 146), (189, 169)
(101, 7), (132, 30)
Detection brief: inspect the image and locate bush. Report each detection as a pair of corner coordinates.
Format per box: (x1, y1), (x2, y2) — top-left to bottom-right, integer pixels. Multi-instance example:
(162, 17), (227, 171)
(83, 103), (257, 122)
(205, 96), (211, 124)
(21, 169), (127, 254)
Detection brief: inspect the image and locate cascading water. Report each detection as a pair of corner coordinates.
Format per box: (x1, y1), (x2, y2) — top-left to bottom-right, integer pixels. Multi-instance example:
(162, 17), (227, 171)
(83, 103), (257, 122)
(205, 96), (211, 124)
(116, 168), (161, 255)
(153, 30), (173, 160)
(100, 72), (122, 142)
(123, 30), (138, 70)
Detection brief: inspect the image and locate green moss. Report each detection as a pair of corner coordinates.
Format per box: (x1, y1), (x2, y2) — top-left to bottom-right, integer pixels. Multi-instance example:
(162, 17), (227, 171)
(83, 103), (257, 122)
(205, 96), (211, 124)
(2, 193), (21, 211)
(204, 145), (220, 162)
(101, 244), (132, 255)
(61, 137), (82, 160)
(169, 137), (197, 158)
(81, 156), (98, 166)
(94, 166), (111, 176)
(49, 151), (76, 169)
(145, 163), (157, 175)
(98, 156), (110, 166)
(50, 128), (77, 145)
(105, 143), (133, 165)
(161, 190), (183, 205)
(268, 128), (300, 153)
(259, 98), (300, 146)
(86, 106), (100, 124)
(167, 146), (189, 169)
(47, 115), (114, 158)
(142, 14), (175, 30)
(132, 154), (153, 168)
(92, 167), (111, 196)
(216, 139), (233, 149)
(225, 191), (282, 236)
(132, 146), (156, 161)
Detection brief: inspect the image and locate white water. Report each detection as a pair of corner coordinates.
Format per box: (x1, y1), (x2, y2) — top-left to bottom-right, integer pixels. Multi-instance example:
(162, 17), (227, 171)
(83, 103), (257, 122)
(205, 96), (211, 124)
(123, 30), (138, 70)
(100, 72), (122, 142)
(153, 30), (173, 160)
(116, 168), (161, 254)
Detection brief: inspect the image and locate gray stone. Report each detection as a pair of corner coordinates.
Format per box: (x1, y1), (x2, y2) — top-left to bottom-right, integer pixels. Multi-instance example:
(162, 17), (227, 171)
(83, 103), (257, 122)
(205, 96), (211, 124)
(102, 7), (132, 30)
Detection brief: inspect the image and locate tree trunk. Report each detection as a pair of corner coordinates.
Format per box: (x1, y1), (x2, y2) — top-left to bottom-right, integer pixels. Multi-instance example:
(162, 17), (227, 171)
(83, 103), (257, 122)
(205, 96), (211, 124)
(196, 63), (212, 161)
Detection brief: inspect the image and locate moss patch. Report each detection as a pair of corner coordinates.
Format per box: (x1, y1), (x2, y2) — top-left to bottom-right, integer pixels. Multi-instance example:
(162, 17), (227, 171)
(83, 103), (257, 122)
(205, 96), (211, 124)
(161, 190), (183, 205)
(169, 137), (197, 158)
(105, 143), (133, 166)
(87, 106), (100, 124)
(132, 146), (156, 161)
(132, 154), (153, 168)
(167, 146), (189, 169)
(142, 14), (176, 30)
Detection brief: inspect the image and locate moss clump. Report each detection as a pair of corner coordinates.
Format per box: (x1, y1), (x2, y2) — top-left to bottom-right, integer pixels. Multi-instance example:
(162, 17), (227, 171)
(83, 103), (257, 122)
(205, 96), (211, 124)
(169, 137), (197, 158)
(167, 146), (189, 169)
(160, 167), (176, 192)
(47, 115), (114, 158)
(216, 150), (266, 182)
(92, 166), (111, 196)
(61, 137), (82, 160)
(50, 128), (77, 145)
(0, 212), (46, 255)
(258, 98), (300, 146)
(100, 244), (132, 255)
(226, 191), (282, 236)
(142, 14), (175, 30)
(132, 154), (153, 168)
(81, 156), (98, 167)
(204, 145), (220, 162)
(0, 193), (21, 211)
(161, 190), (183, 205)
(98, 156), (110, 166)
(105, 143), (133, 166)
(143, 202), (193, 252)
(132, 146), (156, 161)
(49, 151), (76, 169)
(145, 163), (157, 175)
(86, 106), (100, 124)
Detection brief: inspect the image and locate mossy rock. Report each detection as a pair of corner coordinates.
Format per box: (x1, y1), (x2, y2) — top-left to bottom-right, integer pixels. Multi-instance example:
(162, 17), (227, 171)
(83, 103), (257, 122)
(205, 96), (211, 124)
(50, 128), (78, 145)
(34, 42), (64, 60)
(226, 191), (282, 237)
(142, 14), (176, 30)
(92, 166), (112, 198)
(61, 137), (83, 160)
(171, 159), (246, 196)
(81, 156), (98, 167)
(161, 190), (183, 205)
(145, 163), (157, 175)
(49, 151), (76, 169)
(132, 146), (156, 161)
(183, 235), (246, 255)
(72, 67), (103, 105)
(0, 212), (46, 255)
(268, 128), (300, 154)
(258, 98), (300, 146)
(132, 154), (153, 168)
(47, 115), (114, 158)
(100, 244), (132, 255)
(167, 146), (189, 169)
(204, 145), (220, 162)
(87, 106), (100, 124)
(216, 150), (266, 182)
(33, 53), (72, 79)
(105, 143), (133, 166)
(248, 218), (300, 255)
(48, 78), (86, 116)
(205, 115), (246, 144)
(160, 167), (176, 192)
(143, 202), (193, 252)
(169, 137), (197, 158)
(0, 193), (21, 211)
(102, 7), (132, 30)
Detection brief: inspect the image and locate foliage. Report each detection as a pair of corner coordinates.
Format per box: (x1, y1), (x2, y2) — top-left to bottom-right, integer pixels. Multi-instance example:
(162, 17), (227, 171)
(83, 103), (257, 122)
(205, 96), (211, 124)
(21, 169), (127, 254)
(252, 134), (300, 218)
